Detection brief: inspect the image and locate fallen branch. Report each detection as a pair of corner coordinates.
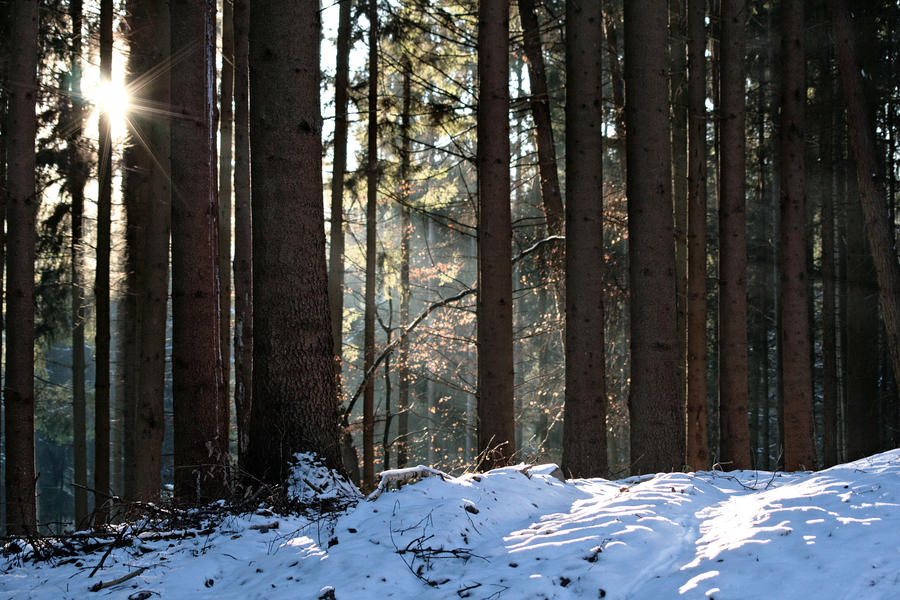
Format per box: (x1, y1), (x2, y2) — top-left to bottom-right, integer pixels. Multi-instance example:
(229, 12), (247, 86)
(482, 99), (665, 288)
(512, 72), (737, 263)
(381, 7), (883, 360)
(367, 466), (450, 501)
(88, 566), (148, 592)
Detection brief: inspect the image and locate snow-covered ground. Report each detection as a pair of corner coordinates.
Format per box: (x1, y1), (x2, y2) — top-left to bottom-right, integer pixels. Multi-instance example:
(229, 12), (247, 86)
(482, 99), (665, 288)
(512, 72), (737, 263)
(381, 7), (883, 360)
(4, 450), (900, 599)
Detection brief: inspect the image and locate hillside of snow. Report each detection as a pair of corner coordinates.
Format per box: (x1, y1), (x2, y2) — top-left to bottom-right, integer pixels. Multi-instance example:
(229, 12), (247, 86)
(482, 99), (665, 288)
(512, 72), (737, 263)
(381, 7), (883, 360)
(3, 450), (900, 599)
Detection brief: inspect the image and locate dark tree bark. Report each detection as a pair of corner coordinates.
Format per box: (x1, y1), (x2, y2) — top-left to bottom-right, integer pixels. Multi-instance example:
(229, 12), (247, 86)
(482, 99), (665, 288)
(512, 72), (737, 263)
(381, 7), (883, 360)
(363, 0), (378, 491)
(68, 0), (89, 525)
(626, 0), (684, 474)
(562, 0), (606, 478)
(685, 0), (708, 471)
(518, 0), (565, 317)
(718, 0), (751, 469)
(397, 56), (412, 470)
(170, 0), (228, 500)
(233, 0), (251, 470)
(779, 0), (816, 471)
(94, 0), (113, 522)
(5, 0), (38, 536)
(477, 0), (515, 469)
(124, 0), (170, 501)
(219, 0), (234, 418)
(831, 0), (900, 410)
(820, 55), (838, 468)
(245, 0), (342, 483)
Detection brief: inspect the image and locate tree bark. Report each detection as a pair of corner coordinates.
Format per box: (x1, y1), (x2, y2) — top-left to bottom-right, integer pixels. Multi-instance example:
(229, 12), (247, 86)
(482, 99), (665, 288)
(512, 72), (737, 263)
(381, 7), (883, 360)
(779, 0), (816, 470)
(233, 0), (251, 471)
(363, 0), (378, 492)
(626, 0), (684, 474)
(717, 0), (751, 469)
(397, 57), (412, 470)
(518, 0), (565, 317)
(170, 0), (228, 500)
(125, 0), (170, 501)
(685, 0), (708, 471)
(5, 0), (38, 536)
(477, 0), (515, 469)
(94, 0), (113, 522)
(219, 0), (234, 422)
(831, 0), (900, 412)
(68, 0), (89, 525)
(245, 0), (342, 483)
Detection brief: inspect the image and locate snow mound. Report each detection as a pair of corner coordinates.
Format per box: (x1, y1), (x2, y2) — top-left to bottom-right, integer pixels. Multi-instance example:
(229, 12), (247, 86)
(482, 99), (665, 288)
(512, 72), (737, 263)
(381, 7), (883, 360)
(286, 452), (361, 504)
(5, 452), (900, 599)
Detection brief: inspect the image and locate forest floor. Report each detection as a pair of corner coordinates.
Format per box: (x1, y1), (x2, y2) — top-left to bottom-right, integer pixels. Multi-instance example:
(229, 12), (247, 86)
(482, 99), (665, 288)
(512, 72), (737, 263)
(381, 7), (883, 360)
(3, 450), (900, 599)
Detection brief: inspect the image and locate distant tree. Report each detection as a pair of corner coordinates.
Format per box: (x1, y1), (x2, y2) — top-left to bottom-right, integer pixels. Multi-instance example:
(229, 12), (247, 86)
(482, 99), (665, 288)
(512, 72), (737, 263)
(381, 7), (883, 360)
(685, 0), (708, 471)
(518, 0), (565, 317)
(779, 0), (816, 470)
(562, 0), (606, 478)
(219, 0), (234, 417)
(476, 0), (515, 469)
(233, 0), (252, 469)
(626, 0), (684, 473)
(831, 0), (900, 414)
(245, 0), (342, 483)
(397, 55), (412, 470)
(170, 0), (228, 500)
(5, 0), (39, 535)
(718, 0), (751, 469)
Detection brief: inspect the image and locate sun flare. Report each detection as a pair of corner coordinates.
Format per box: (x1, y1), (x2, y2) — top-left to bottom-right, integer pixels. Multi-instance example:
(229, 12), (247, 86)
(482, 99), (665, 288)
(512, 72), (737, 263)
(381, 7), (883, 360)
(90, 80), (131, 124)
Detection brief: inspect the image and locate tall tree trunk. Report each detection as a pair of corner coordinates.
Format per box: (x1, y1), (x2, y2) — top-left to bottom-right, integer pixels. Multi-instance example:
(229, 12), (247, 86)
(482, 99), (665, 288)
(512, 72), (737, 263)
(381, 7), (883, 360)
(518, 0), (565, 317)
(685, 0), (708, 471)
(0, 5), (9, 529)
(219, 0), (234, 421)
(831, 0), (900, 403)
(562, 0), (606, 478)
(779, 0), (815, 471)
(477, 0), (515, 469)
(68, 0), (89, 525)
(5, 0), (38, 536)
(125, 0), (170, 501)
(245, 0), (342, 483)
(94, 0), (114, 522)
(329, 0), (356, 479)
(363, 0), (378, 492)
(233, 0), (251, 470)
(670, 0), (688, 422)
(626, 0), (684, 474)
(820, 56), (838, 468)
(170, 0), (227, 501)
(397, 57), (412, 470)
(717, 0), (750, 469)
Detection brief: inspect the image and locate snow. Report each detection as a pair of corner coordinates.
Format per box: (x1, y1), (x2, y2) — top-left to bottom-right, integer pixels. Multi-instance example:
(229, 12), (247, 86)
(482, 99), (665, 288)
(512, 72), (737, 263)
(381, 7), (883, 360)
(4, 450), (900, 599)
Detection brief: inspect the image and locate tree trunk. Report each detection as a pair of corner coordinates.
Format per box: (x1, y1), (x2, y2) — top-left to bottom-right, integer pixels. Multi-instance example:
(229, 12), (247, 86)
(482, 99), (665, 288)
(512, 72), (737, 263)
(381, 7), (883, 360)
(245, 0), (342, 483)
(717, 0), (750, 469)
(562, 0), (606, 478)
(477, 0), (515, 469)
(94, 0), (113, 522)
(779, 0), (816, 471)
(820, 56), (838, 468)
(363, 0), (378, 492)
(233, 0), (251, 471)
(397, 57), (412, 470)
(626, 0), (684, 474)
(68, 0), (89, 525)
(5, 0), (38, 536)
(685, 0), (708, 471)
(831, 0), (900, 409)
(518, 0), (565, 317)
(219, 0), (234, 421)
(125, 0), (170, 501)
(170, 0), (227, 500)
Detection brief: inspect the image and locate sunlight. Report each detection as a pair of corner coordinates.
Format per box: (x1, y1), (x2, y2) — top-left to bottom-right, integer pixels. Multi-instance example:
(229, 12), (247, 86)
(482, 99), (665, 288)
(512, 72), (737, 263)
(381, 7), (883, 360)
(90, 79), (131, 125)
